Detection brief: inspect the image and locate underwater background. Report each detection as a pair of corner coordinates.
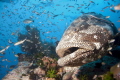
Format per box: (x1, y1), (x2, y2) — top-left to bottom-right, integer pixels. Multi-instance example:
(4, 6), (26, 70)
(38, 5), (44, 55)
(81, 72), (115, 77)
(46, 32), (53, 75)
(0, 0), (120, 80)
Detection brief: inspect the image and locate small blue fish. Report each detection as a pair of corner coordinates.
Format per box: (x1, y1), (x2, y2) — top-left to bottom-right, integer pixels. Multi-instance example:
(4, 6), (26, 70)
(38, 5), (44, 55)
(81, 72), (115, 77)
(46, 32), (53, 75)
(23, 19), (34, 24)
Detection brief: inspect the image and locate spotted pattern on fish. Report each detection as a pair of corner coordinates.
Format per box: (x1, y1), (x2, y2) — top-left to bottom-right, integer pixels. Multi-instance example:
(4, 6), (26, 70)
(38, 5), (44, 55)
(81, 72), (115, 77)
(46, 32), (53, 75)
(56, 12), (118, 67)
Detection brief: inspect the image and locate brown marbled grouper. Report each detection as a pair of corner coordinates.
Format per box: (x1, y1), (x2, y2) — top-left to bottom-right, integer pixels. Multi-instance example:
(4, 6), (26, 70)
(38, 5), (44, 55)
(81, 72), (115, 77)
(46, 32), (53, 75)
(56, 12), (120, 80)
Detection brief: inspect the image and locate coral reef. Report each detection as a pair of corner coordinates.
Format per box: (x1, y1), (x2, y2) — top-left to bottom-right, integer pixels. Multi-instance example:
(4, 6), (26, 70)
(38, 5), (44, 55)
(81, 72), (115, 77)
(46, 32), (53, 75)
(3, 55), (120, 80)
(2, 57), (61, 80)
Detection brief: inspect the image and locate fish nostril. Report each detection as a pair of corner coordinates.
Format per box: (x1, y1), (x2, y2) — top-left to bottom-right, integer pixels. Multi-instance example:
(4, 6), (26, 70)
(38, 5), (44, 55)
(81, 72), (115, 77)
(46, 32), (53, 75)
(63, 47), (79, 56)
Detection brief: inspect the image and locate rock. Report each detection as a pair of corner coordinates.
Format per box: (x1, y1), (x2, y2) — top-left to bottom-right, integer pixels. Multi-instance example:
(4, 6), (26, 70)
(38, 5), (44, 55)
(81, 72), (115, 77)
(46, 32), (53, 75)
(57, 67), (64, 76)
(45, 78), (56, 80)
(62, 66), (80, 80)
(62, 72), (73, 80)
(34, 67), (46, 77)
(110, 62), (120, 80)
(2, 61), (31, 80)
(21, 75), (30, 80)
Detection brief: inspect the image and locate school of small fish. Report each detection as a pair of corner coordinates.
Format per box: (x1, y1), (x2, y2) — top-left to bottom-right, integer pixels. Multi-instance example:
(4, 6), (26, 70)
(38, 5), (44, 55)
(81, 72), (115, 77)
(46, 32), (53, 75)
(0, 38), (27, 54)
(0, 0), (120, 79)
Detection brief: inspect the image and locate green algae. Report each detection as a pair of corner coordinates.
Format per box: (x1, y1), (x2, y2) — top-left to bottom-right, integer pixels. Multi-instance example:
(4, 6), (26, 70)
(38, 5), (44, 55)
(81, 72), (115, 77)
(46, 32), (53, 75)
(79, 74), (88, 80)
(103, 72), (114, 80)
(46, 68), (58, 78)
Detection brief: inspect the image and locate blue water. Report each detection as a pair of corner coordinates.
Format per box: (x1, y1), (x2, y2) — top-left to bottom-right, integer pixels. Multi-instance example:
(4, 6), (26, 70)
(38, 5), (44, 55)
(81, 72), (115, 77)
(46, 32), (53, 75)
(0, 0), (120, 79)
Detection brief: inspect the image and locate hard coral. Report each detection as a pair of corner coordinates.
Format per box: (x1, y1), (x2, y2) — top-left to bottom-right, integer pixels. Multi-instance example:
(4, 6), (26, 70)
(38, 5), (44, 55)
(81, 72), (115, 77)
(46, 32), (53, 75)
(34, 67), (45, 77)
(42, 56), (57, 69)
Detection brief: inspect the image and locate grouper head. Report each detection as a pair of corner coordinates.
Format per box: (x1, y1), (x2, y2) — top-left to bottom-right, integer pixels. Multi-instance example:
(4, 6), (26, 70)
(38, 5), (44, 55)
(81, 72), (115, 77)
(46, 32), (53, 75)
(56, 12), (118, 67)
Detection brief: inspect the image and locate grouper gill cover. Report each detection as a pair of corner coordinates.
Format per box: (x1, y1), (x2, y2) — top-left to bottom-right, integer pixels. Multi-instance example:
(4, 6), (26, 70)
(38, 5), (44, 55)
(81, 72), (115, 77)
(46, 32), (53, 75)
(0, 0), (120, 80)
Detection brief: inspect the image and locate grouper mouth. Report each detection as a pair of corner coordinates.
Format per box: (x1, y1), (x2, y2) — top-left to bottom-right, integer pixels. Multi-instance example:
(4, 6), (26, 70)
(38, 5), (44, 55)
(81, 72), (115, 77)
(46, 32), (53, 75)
(57, 47), (92, 66)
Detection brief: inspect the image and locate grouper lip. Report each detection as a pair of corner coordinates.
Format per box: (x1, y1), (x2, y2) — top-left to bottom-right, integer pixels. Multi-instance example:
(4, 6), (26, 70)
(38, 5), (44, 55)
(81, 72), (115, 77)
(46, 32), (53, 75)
(57, 48), (91, 66)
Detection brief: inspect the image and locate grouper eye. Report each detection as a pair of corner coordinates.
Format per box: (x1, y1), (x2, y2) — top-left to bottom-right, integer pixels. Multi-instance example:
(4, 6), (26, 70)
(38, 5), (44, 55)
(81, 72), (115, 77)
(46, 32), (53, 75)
(74, 28), (79, 32)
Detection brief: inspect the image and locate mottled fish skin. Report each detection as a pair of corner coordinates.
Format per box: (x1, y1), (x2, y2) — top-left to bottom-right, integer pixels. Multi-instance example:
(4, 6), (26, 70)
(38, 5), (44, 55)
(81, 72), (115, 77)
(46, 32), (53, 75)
(56, 12), (118, 67)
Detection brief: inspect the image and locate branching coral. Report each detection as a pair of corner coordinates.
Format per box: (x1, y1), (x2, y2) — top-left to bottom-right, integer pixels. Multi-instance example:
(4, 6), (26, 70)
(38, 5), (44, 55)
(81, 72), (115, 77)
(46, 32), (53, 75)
(17, 25), (58, 62)
(18, 25), (42, 54)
